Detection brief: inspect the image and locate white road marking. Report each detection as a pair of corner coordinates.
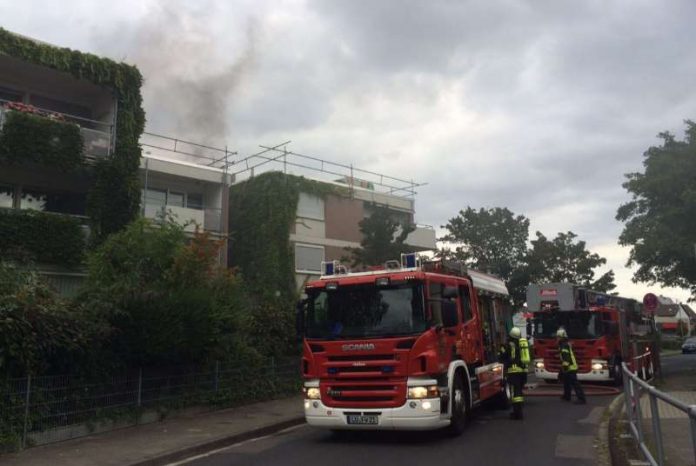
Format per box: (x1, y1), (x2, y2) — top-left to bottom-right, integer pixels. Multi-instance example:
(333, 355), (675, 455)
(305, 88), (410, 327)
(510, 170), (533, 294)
(164, 424), (306, 466)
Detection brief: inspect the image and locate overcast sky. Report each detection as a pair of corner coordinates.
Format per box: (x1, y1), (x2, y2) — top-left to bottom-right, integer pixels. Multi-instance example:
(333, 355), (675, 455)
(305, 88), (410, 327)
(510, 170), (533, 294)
(3, 0), (695, 301)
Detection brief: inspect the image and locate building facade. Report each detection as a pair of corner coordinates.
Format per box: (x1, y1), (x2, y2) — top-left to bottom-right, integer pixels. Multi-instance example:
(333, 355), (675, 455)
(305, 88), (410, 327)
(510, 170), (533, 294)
(0, 30), (137, 295)
(291, 179), (437, 289)
(140, 151), (232, 265)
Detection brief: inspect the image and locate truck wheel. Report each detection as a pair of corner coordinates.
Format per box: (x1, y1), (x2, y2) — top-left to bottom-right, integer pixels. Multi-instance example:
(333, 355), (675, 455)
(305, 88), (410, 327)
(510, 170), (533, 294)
(447, 374), (470, 435)
(489, 379), (510, 410)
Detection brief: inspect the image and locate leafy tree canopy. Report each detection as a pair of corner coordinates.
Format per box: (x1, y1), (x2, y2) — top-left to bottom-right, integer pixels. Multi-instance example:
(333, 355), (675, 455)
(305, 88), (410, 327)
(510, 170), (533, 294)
(440, 207), (530, 304)
(440, 207), (530, 280)
(616, 120), (696, 299)
(527, 231), (616, 292)
(346, 204), (415, 268)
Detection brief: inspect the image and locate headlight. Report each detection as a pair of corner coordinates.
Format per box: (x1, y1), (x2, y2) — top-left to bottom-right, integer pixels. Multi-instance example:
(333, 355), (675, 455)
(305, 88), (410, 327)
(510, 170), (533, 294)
(591, 360), (608, 371)
(535, 360), (545, 369)
(408, 385), (439, 399)
(304, 387), (320, 399)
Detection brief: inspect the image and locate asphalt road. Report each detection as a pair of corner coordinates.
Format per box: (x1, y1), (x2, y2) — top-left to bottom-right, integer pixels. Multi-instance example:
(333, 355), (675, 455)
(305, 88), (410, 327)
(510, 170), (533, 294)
(660, 352), (696, 378)
(174, 385), (611, 466)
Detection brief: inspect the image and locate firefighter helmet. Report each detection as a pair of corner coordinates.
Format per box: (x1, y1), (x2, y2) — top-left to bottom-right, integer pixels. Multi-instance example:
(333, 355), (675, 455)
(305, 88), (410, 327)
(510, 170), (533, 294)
(556, 328), (568, 339)
(509, 327), (521, 339)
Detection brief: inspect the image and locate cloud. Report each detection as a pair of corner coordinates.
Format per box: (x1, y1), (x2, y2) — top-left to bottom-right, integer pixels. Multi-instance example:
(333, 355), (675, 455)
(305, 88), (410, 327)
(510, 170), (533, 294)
(2, 0), (695, 300)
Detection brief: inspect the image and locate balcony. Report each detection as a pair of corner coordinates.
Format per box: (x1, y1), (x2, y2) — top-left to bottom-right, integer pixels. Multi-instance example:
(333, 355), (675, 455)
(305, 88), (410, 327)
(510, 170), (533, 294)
(143, 204), (223, 234)
(0, 101), (113, 163)
(404, 224), (437, 251)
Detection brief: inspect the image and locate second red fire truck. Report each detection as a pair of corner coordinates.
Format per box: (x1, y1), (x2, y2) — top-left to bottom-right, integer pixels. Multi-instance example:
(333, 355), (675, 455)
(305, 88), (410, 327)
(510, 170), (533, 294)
(296, 254), (515, 434)
(527, 283), (657, 384)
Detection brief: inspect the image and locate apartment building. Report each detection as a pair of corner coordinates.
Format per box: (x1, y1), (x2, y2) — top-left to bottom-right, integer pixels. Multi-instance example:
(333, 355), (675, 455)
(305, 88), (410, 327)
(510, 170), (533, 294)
(0, 30), (133, 295)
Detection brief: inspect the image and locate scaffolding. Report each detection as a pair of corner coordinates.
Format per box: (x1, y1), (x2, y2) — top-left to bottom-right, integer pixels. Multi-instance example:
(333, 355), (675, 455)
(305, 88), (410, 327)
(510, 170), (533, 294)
(139, 133), (426, 199)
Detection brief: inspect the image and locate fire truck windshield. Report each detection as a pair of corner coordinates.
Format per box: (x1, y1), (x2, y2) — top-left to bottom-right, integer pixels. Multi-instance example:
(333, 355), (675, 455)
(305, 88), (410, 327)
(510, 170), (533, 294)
(533, 311), (603, 339)
(305, 283), (427, 339)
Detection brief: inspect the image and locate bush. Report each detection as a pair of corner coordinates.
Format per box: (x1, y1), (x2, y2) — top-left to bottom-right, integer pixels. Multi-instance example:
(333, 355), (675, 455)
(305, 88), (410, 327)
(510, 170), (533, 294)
(0, 110), (84, 171)
(0, 262), (93, 376)
(82, 218), (258, 369)
(0, 209), (85, 266)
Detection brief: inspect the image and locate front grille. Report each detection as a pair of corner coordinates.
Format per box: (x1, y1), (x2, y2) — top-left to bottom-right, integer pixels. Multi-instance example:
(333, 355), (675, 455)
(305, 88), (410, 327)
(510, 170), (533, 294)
(322, 380), (405, 408)
(333, 396), (393, 402)
(328, 354), (395, 362)
(332, 366), (387, 373)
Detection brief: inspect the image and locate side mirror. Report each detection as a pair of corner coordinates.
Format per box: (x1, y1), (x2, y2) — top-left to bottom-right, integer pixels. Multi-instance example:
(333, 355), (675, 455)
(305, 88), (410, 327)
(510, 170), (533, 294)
(296, 299), (307, 342)
(442, 302), (459, 328)
(443, 286), (458, 299)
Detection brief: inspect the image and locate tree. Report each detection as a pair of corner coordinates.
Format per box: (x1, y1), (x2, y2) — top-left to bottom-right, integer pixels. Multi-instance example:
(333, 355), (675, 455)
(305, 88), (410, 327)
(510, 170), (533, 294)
(616, 120), (696, 300)
(345, 204), (415, 268)
(526, 231), (616, 292)
(440, 207), (530, 304)
(82, 218), (259, 368)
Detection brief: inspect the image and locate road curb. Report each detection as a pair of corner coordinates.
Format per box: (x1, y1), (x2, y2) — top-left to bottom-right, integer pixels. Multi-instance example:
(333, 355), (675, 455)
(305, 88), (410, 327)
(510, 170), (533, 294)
(597, 392), (624, 466)
(125, 417), (306, 466)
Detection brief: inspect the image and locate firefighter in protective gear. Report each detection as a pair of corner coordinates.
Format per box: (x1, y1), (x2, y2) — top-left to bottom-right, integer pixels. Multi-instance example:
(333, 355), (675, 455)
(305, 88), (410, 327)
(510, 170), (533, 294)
(557, 328), (586, 404)
(498, 327), (530, 419)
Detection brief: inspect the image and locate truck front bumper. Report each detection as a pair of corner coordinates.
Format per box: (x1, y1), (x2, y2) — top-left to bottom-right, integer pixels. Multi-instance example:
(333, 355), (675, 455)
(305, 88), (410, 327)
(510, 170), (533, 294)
(304, 398), (450, 431)
(534, 366), (611, 382)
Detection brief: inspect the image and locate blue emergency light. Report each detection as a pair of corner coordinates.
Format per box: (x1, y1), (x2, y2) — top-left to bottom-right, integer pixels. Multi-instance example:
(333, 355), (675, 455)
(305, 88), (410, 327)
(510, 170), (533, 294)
(401, 253), (419, 269)
(322, 260), (339, 276)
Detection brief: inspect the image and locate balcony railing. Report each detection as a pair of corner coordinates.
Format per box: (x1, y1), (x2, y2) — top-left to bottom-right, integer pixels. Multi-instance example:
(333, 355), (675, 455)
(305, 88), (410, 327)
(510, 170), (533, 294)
(143, 204), (224, 234)
(0, 100), (114, 161)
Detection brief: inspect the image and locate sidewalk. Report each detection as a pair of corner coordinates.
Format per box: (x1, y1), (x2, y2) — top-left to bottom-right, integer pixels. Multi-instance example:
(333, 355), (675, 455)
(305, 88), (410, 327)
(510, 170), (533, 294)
(0, 396), (304, 466)
(644, 366), (696, 466)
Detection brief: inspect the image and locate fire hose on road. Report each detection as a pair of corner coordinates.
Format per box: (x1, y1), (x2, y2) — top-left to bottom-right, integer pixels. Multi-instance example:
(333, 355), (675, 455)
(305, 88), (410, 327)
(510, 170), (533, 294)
(523, 382), (622, 397)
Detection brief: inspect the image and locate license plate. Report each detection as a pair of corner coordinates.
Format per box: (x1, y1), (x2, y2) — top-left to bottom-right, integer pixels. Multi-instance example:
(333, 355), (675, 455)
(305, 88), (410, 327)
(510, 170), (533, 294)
(346, 414), (378, 425)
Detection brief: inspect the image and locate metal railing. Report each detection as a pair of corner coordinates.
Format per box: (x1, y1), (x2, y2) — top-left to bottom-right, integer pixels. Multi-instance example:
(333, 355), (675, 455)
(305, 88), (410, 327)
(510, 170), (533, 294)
(622, 360), (696, 466)
(0, 358), (300, 452)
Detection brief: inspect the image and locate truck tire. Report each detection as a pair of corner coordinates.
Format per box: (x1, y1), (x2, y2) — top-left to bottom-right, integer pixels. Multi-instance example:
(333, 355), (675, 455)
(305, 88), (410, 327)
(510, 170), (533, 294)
(447, 373), (470, 436)
(489, 379), (510, 410)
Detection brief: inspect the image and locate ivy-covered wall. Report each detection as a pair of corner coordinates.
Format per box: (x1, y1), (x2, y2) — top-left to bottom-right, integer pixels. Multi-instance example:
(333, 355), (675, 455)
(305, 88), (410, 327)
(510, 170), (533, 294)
(0, 28), (145, 243)
(0, 209), (85, 266)
(228, 172), (340, 355)
(0, 110), (84, 171)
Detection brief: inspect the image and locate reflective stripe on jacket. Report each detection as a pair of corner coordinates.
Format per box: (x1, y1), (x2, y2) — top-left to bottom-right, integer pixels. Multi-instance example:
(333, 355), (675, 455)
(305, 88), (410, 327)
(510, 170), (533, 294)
(559, 340), (578, 372)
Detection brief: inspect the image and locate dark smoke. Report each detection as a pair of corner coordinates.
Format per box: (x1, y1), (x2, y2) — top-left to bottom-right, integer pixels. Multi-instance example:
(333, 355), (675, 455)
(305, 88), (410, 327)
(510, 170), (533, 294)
(96, 1), (257, 150)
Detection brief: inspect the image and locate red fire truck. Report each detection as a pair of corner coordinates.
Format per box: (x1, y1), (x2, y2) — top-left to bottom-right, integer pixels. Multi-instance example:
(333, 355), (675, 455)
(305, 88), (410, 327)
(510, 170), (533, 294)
(296, 254), (514, 434)
(527, 283), (657, 384)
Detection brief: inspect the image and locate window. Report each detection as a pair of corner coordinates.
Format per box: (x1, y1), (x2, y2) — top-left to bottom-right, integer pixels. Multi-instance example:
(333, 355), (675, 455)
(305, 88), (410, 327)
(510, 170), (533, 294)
(0, 184), (14, 208)
(297, 192), (324, 220)
(19, 187), (86, 215)
(460, 285), (473, 322)
(187, 193), (203, 210)
(143, 188), (167, 207)
(168, 192), (185, 208)
(295, 244), (324, 273)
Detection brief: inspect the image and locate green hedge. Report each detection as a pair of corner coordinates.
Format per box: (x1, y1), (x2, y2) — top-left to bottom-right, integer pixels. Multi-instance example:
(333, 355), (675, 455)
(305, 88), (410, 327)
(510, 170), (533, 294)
(0, 209), (84, 266)
(0, 28), (145, 242)
(0, 110), (84, 171)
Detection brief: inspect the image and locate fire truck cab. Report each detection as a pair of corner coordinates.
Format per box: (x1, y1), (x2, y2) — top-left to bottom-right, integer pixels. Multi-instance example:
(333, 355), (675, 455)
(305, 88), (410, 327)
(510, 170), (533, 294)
(297, 254), (514, 434)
